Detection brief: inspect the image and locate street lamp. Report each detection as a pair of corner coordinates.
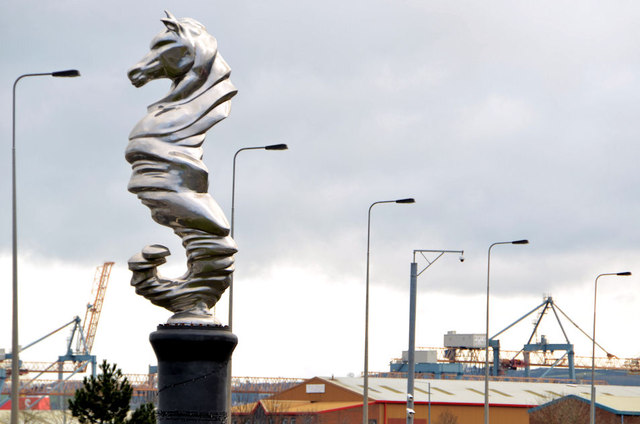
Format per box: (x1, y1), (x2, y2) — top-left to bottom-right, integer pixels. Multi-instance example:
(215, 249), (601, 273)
(229, 143), (288, 330)
(226, 143), (287, 422)
(484, 239), (528, 424)
(406, 249), (464, 424)
(590, 271), (631, 424)
(12, 69), (80, 424)
(364, 198), (415, 424)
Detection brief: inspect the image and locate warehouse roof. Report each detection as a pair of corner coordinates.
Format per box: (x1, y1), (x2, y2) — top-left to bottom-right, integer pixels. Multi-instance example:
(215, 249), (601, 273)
(232, 376), (640, 416)
(529, 392), (640, 416)
(325, 377), (640, 407)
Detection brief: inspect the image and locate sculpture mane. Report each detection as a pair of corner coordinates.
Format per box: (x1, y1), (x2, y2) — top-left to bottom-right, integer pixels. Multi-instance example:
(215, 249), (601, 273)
(126, 11), (237, 325)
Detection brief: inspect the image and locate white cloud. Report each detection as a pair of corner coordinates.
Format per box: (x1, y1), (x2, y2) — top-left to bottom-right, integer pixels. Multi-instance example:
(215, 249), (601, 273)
(457, 94), (534, 141)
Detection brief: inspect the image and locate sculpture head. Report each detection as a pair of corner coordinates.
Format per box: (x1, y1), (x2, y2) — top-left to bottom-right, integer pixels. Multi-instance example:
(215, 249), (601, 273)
(128, 11), (225, 105)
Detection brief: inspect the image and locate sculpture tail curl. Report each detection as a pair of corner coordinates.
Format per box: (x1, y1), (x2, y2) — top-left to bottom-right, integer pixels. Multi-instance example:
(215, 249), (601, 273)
(128, 229), (237, 324)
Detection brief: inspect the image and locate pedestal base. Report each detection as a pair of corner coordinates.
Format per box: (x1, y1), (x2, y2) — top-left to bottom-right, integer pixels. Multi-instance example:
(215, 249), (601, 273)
(150, 325), (237, 424)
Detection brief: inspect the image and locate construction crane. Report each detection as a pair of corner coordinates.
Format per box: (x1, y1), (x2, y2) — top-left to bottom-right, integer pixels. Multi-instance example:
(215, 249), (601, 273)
(56, 261), (114, 378)
(0, 262), (114, 410)
(417, 346), (637, 372)
(77, 262), (114, 355)
(3, 262), (114, 373)
(389, 295), (640, 386)
(403, 296), (640, 379)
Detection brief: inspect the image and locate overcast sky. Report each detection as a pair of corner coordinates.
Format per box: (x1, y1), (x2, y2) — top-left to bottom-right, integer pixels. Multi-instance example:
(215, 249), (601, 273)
(1, 1), (640, 379)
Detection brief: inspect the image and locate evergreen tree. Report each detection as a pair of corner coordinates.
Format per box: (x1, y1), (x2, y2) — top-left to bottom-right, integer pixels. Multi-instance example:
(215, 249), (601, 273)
(68, 360), (140, 424)
(128, 402), (156, 424)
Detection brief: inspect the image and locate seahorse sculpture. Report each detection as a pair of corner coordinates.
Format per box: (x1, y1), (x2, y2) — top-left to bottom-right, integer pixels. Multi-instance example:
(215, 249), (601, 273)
(125, 11), (237, 325)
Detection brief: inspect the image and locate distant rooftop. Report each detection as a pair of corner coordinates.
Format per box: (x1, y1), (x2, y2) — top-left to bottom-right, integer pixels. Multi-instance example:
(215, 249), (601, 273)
(326, 376), (640, 407)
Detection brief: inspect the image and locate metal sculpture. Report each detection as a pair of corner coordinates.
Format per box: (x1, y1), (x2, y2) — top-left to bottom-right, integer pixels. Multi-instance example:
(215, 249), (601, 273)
(125, 11), (237, 325)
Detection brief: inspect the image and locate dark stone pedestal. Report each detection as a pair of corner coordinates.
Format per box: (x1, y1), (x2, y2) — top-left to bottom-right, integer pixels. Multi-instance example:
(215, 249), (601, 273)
(150, 325), (237, 424)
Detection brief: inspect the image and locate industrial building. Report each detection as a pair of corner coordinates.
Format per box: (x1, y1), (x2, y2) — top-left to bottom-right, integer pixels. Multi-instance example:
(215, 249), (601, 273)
(232, 376), (640, 424)
(529, 393), (640, 423)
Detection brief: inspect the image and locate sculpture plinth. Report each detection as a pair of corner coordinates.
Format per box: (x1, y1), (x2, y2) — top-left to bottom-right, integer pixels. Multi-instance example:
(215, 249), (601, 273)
(151, 325), (237, 424)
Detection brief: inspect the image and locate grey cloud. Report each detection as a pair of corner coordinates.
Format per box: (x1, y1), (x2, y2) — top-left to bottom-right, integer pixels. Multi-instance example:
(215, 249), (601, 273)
(2, 0), (640, 300)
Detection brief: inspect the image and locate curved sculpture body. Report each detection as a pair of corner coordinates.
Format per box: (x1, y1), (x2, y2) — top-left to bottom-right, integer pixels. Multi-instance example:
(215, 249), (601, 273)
(126, 11), (237, 324)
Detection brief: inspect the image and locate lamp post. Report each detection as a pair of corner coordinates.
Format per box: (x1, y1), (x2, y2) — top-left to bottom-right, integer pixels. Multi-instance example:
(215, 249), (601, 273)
(227, 143), (287, 422)
(406, 249), (464, 424)
(363, 198), (415, 424)
(11, 69), (80, 424)
(484, 239), (528, 424)
(590, 271), (631, 424)
(229, 143), (287, 330)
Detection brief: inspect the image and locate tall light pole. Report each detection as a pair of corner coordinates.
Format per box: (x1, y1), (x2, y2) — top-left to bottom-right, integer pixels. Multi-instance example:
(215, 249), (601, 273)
(484, 239), (528, 424)
(363, 198), (415, 424)
(227, 143), (287, 423)
(229, 143), (287, 330)
(406, 249), (464, 424)
(590, 271), (631, 424)
(12, 69), (80, 424)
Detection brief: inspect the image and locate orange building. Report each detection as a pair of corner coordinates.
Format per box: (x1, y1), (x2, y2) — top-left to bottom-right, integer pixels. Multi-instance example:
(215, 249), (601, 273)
(232, 376), (640, 424)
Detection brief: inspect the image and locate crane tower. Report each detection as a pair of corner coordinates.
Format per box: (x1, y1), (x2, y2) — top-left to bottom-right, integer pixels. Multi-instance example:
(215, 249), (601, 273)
(78, 262), (114, 354)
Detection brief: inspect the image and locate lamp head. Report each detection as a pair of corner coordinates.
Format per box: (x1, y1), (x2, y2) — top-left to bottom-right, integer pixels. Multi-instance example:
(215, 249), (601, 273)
(395, 198), (415, 204)
(52, 70), (81, 77)
(511, 239), (529, 245)
(617, 272), (632, 276)
(264, 143), (288, 150)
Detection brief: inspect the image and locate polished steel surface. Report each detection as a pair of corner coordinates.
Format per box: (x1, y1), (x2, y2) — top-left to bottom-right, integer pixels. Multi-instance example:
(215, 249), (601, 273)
(126, 11), (237, 325)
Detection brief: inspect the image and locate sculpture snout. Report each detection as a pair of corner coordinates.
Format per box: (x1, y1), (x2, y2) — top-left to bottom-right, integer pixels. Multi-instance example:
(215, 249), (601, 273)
(128, 67), (148, 87)
(128, 52), (165, 88)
